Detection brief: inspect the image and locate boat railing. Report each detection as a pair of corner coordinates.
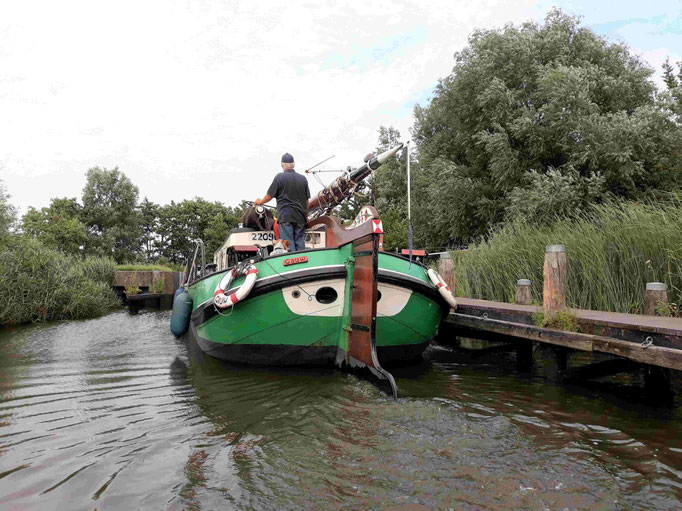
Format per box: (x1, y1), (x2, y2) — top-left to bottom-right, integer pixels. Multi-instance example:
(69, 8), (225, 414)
(185, 239), (206, 285)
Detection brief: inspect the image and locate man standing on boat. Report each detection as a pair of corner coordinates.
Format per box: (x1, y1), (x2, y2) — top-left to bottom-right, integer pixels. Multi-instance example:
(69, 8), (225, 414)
(255, 153), (310, 252)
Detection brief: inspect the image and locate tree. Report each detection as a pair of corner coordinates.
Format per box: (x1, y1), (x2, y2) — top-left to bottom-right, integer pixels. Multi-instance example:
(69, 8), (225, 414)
(81, 167), (142, 263)
(157, 198), (243, 264)
(0, 179), (16, 243)
(138, 197), (160, 261)
(21, 197), (88, 256)
(330, 127), (412, 251)
(412, 8), (682, 244)
(662, 57), (682, 121)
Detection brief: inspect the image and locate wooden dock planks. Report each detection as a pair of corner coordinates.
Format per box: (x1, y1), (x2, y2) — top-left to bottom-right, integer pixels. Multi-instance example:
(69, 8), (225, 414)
(444, 298), (682, 372)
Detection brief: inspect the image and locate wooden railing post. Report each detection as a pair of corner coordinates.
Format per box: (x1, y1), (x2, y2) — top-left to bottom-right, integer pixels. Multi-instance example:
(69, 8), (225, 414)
(543, 245), (567, 316)
(438, 252), (455, 294)
(515, 279), (532, 305)
(643, 282), (668, 316)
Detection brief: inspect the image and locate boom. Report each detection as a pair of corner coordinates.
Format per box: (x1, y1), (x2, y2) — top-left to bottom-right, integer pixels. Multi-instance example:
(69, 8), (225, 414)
(307, 143), (404, 219)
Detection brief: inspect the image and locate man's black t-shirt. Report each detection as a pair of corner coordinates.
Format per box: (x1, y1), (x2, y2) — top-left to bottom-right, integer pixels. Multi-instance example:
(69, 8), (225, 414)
(267, 170), (311, 226)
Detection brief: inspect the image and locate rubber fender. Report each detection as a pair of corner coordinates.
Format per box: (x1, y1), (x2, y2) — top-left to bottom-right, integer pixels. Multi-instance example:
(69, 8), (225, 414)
(174, 286), (185, 299)
(170, 290), (193, 338)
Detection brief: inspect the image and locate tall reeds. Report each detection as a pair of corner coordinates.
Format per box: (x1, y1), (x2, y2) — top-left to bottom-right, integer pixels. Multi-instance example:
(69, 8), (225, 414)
(0, 237), (120, 326)
(453, 199), (682, 314)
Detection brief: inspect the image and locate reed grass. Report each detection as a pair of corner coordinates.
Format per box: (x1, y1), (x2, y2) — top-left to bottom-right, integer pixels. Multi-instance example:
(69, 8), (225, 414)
(0, 237), (120, 326)
(453, 199), (682, 314)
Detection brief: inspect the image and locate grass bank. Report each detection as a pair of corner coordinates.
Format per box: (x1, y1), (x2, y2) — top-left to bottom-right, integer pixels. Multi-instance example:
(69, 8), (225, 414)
(0, 237), (120, 326)
(453, 199), (682, 314)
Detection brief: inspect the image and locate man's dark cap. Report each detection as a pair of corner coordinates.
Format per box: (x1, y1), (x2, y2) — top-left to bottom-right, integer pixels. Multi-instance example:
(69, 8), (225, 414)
(281, 153), (294, 163)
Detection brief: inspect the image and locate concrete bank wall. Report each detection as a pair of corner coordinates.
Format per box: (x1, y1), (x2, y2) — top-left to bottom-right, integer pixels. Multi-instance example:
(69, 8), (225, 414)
(113, 271), (183, 294)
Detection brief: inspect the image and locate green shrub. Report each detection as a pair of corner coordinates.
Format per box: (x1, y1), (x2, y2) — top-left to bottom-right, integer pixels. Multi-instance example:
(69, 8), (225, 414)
(81, 256), (117, 285)
(454, 198), (682, 314)
(654, 301), (680, 318)
(150, 279), (165, 294)
(0, 236), (119, 326)
(532, 310), (580, 332)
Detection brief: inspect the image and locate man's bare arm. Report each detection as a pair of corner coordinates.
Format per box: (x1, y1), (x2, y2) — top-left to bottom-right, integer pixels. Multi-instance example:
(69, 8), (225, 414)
(255, 195), (272, 206)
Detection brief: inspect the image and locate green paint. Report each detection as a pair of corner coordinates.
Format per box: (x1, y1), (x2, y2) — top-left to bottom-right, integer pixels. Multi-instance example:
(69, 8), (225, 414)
(187, 246), (443, 358)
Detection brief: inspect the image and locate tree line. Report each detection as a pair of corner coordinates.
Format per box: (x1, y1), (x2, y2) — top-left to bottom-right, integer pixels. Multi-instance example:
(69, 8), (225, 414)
(15, 168), (246, 265)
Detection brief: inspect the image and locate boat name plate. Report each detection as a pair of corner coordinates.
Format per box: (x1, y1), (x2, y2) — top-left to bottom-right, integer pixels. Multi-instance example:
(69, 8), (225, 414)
(353, 250), (373, 257)
(283, 256), (309, 266)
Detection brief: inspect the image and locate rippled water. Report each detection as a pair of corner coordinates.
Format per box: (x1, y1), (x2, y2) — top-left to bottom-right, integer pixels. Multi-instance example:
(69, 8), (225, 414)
(1, 311), (682, 509)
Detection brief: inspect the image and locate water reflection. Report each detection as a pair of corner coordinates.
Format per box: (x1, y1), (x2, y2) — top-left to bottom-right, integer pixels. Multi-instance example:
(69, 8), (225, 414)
(0, 311), (681, 509)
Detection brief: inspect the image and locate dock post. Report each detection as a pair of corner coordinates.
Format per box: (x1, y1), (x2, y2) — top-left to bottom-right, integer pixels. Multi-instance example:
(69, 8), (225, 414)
(438, 252), (456, 293)
(543, 245), (567, 317)
(515, 279), (532, 305)
(643, 282), (668, 316)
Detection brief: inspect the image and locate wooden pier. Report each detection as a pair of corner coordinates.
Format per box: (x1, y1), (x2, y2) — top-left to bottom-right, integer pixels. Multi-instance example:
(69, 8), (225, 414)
(443, 299), (682, 369)
(436, 245), (681, 395)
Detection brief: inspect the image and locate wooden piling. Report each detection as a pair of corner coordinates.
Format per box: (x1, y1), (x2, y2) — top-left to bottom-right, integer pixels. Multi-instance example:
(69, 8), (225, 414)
(643, 282), (668, 316)
(438, 252), (455, 293)
(543, 245), (567, 316)
(515, 279), (532, 305)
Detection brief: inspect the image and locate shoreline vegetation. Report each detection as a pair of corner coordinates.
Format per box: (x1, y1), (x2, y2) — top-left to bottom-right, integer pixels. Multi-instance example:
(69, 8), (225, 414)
(0, 237), (120, 327)
(453, 197), (682, 315)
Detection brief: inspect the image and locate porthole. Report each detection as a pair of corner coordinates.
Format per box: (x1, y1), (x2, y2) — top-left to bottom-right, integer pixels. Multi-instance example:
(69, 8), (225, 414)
(377, 290), (382, 301)
(315, 286), (338, 304)
(291, 290), (301, 299)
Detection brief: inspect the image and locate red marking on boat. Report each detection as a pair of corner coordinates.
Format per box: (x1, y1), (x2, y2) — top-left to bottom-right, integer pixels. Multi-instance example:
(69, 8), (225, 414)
(401, 249), (426, 256)
(283, 256), (308, 266)
(233, 245), (259, 252)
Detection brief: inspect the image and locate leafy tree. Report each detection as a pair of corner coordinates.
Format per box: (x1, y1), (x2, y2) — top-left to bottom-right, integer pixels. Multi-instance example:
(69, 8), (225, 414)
(81, 167), (142, 263)
(412, 8), (682, 245)
(157, 198), (243, 264)
(21, 197), (88, 256)
(0, 179), (16, 243)
(139, 197), (160, 261)
(662, 57), (682, 121)
(373, 126), (411, 251)
(331, 126), (412, 251)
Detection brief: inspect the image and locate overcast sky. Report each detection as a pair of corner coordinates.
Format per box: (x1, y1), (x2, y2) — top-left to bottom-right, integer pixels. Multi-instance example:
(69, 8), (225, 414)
(1, 1), (681, 215)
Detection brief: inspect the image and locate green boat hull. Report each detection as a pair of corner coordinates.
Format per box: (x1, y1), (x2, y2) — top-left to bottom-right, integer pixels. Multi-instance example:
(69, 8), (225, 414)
(186, 247), (447, 367)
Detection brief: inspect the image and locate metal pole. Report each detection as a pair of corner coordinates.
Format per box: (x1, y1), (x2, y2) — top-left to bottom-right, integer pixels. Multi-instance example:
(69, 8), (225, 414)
(407, 141), (411, 222)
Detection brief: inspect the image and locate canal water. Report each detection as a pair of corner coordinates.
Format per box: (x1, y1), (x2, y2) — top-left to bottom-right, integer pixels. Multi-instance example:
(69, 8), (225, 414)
(2, 311), (682, 510)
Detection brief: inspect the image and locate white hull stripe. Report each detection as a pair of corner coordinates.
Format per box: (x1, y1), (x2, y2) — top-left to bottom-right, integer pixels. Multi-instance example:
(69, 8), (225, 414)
(194, 264), (346, 309)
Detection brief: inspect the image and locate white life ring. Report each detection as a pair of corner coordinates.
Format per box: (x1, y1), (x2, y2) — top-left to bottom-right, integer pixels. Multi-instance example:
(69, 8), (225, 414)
(427, 268), (457, 310)
(214, 264), (258, 309)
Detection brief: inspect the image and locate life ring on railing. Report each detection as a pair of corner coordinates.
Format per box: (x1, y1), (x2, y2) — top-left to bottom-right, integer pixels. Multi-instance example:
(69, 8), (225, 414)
(214, 264), (258, 309)
(427, 268), (457, 310)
